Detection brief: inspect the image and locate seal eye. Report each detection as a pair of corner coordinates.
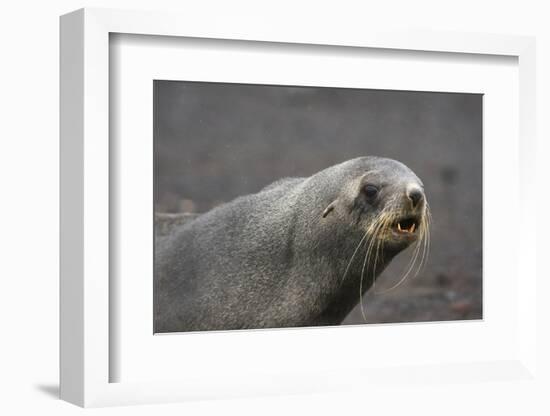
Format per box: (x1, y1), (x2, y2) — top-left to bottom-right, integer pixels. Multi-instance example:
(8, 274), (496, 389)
(364, 184), (379, 199)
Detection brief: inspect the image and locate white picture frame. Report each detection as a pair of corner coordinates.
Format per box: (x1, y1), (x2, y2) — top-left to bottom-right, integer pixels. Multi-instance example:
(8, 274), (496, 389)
(60, 7), (537, 408)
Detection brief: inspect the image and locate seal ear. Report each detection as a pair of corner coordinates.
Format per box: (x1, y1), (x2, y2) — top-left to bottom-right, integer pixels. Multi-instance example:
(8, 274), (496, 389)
(322, 200), (338, 218)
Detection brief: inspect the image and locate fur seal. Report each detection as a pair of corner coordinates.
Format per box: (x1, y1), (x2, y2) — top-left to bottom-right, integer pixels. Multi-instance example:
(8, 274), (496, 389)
(154, 156), (430, 332)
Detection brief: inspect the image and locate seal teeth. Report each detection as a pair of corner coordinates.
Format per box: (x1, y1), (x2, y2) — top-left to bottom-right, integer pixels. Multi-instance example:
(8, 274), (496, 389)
(396, 220), (416, 233)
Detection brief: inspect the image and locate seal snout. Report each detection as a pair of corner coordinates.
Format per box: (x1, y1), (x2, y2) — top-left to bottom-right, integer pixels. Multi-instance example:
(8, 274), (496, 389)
(390, 184), (426, 241)
(406, 184), (424, 209)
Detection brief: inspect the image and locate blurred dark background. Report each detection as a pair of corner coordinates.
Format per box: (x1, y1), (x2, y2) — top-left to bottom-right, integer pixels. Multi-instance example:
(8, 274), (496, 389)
(154, 80), (482, 324)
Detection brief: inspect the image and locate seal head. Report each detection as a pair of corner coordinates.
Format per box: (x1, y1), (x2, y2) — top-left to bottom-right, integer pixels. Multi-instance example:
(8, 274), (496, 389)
(321, 157), (426, 252)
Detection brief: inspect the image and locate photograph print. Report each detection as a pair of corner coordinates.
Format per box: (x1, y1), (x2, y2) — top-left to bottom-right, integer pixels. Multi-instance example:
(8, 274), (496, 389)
(153, 81), (482, 333)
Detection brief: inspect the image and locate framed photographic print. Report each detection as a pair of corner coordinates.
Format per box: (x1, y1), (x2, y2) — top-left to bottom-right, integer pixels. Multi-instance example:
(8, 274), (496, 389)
(152, 80), (481, 333)
(60, 8), (538, 408)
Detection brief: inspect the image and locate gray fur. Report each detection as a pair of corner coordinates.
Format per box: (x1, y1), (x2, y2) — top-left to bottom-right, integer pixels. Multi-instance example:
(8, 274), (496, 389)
(155, 212), (200, 238)
(154, 157), (424, 332)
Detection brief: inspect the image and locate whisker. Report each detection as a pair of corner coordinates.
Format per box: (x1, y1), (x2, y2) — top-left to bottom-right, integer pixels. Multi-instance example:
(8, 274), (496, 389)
(375, 237), (422, 294)
(359, 210), (394, 320)
(415, 203), (431, 275)
(359, 217), (386, 321)
(374, 203), (430, 295)
(340, 229), (370, 283)
(371, 211), (395, 291)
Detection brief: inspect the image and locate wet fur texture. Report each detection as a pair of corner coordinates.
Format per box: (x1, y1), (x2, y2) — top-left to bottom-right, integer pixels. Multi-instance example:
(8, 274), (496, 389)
(154, 157), (426, 332)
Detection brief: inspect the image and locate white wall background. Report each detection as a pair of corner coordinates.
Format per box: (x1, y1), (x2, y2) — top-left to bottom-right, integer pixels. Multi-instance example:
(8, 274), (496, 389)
(0, 1), (548, 414)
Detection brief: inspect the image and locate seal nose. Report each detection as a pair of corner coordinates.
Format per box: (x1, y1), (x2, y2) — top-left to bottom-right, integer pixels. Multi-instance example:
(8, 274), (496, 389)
(407, 187), (423, 208)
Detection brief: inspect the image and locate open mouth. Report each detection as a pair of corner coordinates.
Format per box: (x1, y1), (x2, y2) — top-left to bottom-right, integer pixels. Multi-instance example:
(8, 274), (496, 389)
(393, 216), (419, 235)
